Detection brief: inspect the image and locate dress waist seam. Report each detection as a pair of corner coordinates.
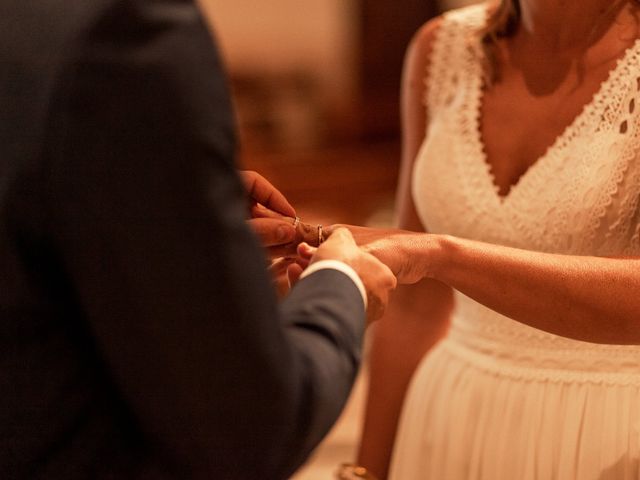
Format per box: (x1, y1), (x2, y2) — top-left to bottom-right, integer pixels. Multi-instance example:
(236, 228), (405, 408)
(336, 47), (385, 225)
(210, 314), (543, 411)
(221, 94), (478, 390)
(441, 336), (640, 386)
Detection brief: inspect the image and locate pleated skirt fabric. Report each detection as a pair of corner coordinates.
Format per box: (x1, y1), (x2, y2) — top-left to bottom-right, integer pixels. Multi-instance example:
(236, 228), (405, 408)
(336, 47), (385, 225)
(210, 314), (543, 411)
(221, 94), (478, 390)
(388, 336), (640, 480)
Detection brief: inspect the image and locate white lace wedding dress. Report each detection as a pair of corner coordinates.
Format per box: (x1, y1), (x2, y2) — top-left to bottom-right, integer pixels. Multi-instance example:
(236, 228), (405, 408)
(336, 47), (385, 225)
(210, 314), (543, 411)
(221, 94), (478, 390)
(389, 4), (640, 480)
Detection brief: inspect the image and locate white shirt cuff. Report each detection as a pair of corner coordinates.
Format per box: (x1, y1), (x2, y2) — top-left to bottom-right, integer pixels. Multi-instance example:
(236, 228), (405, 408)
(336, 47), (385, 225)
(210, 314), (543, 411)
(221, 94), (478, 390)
(299, 260), (368, 309)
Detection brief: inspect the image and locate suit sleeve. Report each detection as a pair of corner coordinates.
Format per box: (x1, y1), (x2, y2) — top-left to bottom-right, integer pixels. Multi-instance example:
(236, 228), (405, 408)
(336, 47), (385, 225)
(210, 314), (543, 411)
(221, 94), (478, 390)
(43, 1), (365, 477)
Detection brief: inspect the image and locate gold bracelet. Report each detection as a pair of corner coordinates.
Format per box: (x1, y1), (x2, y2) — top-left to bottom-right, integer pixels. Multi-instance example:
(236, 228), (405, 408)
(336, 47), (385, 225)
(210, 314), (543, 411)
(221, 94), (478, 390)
(335, 463), (379, 480)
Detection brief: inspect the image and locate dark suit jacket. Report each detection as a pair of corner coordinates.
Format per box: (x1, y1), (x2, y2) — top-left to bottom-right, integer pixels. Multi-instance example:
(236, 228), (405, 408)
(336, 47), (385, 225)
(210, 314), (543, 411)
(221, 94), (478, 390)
(0, 0), (366, 478)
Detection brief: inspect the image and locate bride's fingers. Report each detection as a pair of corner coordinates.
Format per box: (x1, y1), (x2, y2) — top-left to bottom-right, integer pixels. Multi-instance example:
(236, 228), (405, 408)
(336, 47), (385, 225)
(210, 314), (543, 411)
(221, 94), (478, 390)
(323, 224), (338, 237)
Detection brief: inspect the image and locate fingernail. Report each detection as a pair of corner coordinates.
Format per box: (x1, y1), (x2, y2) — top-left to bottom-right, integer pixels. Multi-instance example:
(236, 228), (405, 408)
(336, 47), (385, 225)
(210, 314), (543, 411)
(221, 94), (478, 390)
(278, 225), (295, 242)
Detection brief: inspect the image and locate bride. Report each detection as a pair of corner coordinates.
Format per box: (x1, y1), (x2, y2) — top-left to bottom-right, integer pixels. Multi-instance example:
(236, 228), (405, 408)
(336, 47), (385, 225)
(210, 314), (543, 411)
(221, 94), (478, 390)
(307, 0), (640, 478)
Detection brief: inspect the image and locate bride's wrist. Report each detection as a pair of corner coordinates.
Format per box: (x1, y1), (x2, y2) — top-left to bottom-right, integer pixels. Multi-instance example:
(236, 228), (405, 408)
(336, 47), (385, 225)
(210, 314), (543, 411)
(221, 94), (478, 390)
(411, 233), (451, 280)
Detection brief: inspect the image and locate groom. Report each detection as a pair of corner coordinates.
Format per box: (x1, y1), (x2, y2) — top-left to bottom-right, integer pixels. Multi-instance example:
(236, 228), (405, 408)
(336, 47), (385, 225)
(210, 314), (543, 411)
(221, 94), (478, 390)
(0, 0), (396, 478)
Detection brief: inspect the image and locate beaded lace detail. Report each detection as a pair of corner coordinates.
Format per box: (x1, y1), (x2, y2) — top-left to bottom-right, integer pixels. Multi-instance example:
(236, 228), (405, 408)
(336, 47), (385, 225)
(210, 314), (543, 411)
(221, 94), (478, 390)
(412, 4), (640, 384)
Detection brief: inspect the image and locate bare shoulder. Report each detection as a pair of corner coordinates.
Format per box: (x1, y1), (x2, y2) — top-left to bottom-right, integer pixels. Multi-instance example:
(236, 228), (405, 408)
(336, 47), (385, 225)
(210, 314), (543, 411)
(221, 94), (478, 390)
(402, 16), (444, 97)
(406, 16), (444, 71)
(406, 2), (490, 72)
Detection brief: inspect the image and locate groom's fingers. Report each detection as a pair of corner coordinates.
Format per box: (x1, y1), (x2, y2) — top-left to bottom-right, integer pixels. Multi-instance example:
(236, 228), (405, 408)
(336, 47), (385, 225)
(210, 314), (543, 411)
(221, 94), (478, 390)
(251, 202), (293, 221)
(241, 170), (296, 217)
(249, 218), (296, 247)
(251, 204), (327, 247)
(297, 242), (316, 259)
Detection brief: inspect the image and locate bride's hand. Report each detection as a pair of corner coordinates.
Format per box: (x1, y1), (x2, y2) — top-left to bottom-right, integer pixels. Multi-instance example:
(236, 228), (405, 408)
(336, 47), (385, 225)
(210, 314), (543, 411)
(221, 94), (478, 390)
(325, 224), (435, 284)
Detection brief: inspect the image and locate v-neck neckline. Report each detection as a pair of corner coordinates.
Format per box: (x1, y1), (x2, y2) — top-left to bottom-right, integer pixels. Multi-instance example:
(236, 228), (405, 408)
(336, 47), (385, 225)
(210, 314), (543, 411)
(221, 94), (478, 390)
(468, 32), (640, 205)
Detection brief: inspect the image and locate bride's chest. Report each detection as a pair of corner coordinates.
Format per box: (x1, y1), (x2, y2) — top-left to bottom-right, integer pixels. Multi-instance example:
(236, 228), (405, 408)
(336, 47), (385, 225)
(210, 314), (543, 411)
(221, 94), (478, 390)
(415, 26), (640, 256)
(480, 72), (613, 197)
(412, 110), (640, 256)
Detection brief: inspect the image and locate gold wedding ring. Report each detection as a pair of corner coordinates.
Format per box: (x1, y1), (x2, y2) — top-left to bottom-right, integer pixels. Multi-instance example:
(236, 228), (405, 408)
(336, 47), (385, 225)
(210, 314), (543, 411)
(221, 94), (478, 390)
(317, 224), (324, 246)
(292, 216), (300, 228)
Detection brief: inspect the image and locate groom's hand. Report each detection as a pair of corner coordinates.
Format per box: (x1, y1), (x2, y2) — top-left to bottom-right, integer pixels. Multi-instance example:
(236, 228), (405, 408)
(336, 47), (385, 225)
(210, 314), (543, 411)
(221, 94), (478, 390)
(241, 170), (295, 218)
(326, 224), (430, 284)
(298, 228), (397, 323)
(241, 170), (298, 257)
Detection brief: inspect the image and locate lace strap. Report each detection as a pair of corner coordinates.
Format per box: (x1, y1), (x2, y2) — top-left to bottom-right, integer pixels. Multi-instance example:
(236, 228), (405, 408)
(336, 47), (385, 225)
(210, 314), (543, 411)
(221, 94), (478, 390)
(425, 4), (487, 121)
(586, 45), (640, 252)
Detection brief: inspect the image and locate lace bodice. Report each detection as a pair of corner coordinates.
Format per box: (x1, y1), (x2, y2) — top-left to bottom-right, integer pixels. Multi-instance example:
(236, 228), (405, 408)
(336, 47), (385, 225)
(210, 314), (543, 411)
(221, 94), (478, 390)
(412, 4), (640, 381)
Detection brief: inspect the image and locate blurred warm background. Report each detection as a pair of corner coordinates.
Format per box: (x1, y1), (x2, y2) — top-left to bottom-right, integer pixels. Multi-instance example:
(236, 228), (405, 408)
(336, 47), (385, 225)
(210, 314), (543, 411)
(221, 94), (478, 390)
(199, 0), (445, 227)
(197, 0), (476, 478)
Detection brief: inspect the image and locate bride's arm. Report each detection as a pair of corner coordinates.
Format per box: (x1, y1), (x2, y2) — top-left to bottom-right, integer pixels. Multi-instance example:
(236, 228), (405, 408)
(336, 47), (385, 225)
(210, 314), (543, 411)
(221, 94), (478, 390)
(387, 234), (640, 344)
(355, 19), (452, 480)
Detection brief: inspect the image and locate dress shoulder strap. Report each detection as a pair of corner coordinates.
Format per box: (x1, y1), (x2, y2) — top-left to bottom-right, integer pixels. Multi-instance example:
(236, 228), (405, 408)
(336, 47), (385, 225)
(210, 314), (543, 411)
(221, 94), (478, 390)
(426, 3), (488, 118)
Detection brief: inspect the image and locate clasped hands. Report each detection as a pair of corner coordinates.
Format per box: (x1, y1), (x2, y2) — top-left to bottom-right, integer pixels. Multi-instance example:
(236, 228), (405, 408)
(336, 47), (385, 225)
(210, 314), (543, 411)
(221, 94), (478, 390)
(242, 171), (433, 321)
